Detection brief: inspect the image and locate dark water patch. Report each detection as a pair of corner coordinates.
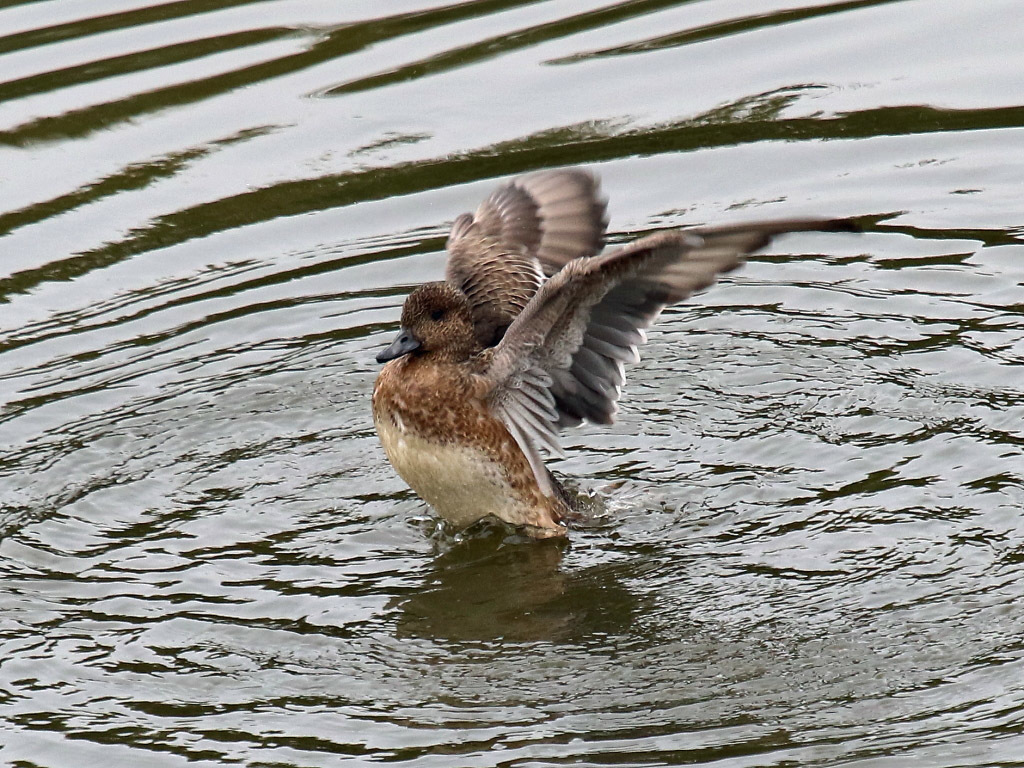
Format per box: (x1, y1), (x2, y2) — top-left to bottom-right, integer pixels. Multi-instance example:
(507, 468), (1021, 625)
(0, 0), (272, 56)
(8, 99), (1020, 307)
(0, 27), (295, 104)
(553, 0), (907, 63)
(0, 0), (548, 147)
(325, 0), (698, 97)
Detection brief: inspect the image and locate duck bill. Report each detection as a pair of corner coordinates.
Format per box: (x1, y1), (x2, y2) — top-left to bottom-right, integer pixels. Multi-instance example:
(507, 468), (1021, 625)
(376, 328), (421, 363)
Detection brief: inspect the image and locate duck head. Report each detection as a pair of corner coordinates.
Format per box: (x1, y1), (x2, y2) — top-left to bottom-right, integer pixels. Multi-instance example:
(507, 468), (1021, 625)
(376, 282), (477, 363)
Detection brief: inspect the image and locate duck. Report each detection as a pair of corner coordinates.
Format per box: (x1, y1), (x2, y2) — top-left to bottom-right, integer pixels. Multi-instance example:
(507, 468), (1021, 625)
(372, 168), (853, 538)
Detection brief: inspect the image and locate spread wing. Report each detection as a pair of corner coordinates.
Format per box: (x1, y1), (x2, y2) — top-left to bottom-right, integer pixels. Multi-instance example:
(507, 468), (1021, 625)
(446, 169), (608, 346)
(485, 219), (857, 495)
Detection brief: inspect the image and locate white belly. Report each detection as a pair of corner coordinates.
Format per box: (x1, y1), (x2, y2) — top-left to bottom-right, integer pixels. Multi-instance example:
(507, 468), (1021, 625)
(375, 416), (520, 529)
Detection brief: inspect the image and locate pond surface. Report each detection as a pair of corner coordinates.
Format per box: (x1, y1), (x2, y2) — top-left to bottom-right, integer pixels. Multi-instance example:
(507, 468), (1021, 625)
(2, 1), (1024, 766)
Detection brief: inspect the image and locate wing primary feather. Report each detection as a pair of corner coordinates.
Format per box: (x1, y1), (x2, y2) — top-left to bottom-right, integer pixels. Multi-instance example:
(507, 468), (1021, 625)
(515, 386), (560, 424)
(587, 320), (646, 349)
(505, 420), (557, 497)
(573, 346), (625, 388)
(510, 403), (564, 458)
(580, 333), (640, 363)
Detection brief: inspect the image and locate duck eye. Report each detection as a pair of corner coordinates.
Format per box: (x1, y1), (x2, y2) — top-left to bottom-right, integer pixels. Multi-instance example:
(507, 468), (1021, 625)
(430, 309), (445, 321)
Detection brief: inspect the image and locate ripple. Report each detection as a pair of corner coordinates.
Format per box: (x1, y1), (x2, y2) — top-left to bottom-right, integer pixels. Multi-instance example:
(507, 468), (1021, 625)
(3, 0), (1024, 765)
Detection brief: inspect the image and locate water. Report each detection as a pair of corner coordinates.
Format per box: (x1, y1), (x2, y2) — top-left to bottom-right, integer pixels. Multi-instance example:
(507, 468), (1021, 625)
(2, 1), (1023, 765)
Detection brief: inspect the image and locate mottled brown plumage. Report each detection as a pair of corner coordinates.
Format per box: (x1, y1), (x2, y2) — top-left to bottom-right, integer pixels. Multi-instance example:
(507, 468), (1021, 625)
(372, 168), (856, 537)
(373, 282), (567, 536)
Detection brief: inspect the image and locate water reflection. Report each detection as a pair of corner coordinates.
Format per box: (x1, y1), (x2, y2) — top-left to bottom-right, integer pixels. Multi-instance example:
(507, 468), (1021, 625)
(396, 526), (642, 642)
